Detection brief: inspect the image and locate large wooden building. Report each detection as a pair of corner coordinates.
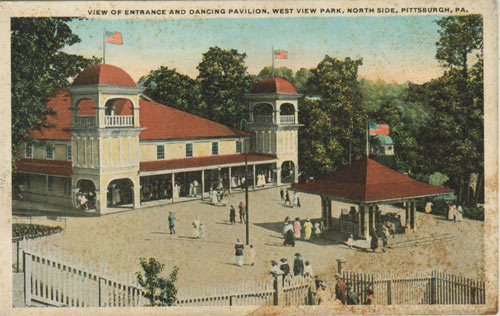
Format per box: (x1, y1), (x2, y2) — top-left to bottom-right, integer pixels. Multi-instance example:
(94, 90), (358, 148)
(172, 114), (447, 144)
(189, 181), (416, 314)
(15, 64), (300, 213)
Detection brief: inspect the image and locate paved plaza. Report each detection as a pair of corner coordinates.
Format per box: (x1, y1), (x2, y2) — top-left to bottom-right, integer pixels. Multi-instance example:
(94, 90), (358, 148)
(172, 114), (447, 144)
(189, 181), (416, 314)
(14, 186), (484, 289)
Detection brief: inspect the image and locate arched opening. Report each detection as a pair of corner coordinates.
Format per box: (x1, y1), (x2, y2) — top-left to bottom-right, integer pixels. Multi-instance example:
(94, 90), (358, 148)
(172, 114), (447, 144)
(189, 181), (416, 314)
(280, 103), (296, 124)
(74, 98), (97, 127)
(107, 178), (134, 208)
(252, 103), (274, 124)
(76, 179), (96, 210)
(281, 161), (295, 184)
(104, 98), (134, 127)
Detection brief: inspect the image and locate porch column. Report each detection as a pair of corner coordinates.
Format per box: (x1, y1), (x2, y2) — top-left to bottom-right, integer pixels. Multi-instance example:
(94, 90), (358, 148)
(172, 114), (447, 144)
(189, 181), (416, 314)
(321, 197), (328, 230)
(363, 206), (369, 240)
(405, 201), (410, 227)
(95, 189), (105, 214)
(71, 187), (78, 207)
(228, 167), (232, 194)
(252, 164), (256, 190)
(368, 205), (374, 235)
(294, 166), (299, 183)
(410, 200), (416, 231)
(171, 173), (175, 203)
(276, 167), (282, 185)
(357, 204), (363, 238)
(201, 170), (205, 200)
(133, 182), (141, 209)
(327, 199), (332, 230)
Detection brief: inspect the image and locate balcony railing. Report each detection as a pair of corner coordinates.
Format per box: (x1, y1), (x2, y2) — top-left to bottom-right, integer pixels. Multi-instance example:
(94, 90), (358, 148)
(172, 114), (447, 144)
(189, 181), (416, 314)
(252, 115), (274, 124)
(105, 115), (134, 127)
(280, 115), (295, 124)
(75, 115), (96, 127)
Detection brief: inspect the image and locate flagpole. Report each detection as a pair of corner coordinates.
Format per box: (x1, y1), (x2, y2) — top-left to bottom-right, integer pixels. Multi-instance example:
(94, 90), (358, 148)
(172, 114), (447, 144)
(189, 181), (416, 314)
(271, 46), (274, 77)
(366, 120), (369, 157)
(103, 29), (106, 64)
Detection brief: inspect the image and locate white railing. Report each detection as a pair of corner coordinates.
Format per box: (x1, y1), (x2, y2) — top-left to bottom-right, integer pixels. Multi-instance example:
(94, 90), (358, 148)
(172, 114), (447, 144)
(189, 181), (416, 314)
(105, 115), (134, 127)
(75, 116), (96, 128)
(280, 115), (295, 124)
(253, 115), (274, 124)
(23, 240), (145, 307)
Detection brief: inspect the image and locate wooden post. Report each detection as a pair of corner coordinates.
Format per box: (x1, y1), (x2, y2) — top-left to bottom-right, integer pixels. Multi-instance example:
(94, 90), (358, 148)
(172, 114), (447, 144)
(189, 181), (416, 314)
(252, 164), (256, 190)
(24, 251), (32, 306)
(431, 271), (437, 304)
(274, 274), (283, 305)
(410, 200), (416, 230)
(405, 201), (410, 228)
(363, 207), (369, 240)
(387, 280), (392, 305)
(201, 170), (205, 200)
(228, 167), (232, 194)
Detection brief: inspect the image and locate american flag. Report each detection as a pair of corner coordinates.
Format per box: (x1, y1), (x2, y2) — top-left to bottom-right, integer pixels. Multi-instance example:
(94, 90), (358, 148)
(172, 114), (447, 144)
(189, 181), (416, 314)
(369, 121), (390, 135)
(273, 49), (288, 59)
(105, 31), (123, 45)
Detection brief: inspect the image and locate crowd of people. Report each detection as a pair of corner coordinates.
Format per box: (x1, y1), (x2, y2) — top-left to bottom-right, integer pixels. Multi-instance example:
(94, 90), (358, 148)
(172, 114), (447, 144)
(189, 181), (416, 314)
(234, 239), (256, 267)
(269, 252), (314, 280)
(281, 188), (301, 207)
(313, 274), (375, 305)
(282, 216), (322, 247)
(448, 202), (464, 222)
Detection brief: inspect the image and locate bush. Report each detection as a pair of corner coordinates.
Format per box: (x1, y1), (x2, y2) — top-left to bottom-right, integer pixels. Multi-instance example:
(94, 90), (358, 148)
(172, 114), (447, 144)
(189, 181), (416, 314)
(136, 257), (179, 306)
(12, 223), (63, 239)
(430, 199), (449, 216)
(463, 206), (484, 221)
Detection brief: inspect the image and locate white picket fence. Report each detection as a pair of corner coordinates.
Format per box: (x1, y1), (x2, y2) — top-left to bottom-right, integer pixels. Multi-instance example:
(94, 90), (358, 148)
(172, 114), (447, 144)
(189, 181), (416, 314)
(23, 241), (145, 307)
(23, 240), (314, 307)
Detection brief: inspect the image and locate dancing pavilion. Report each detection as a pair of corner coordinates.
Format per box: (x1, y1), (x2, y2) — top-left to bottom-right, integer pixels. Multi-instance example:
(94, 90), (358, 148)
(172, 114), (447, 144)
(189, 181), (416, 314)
(290, 156), (454, 240)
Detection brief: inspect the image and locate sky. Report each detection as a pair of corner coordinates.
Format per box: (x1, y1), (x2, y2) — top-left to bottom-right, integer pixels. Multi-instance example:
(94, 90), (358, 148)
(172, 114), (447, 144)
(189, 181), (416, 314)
(64, 16), (448, 84)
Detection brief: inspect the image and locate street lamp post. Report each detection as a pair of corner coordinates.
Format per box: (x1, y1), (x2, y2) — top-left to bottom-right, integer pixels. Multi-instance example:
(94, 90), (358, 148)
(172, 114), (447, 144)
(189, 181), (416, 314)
(240, 119), (250, 245)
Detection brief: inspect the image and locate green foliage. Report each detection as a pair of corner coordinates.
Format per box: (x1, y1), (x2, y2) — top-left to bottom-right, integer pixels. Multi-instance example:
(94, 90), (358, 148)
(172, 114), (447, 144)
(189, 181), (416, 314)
(196, 46), (255, 126)
(298, 56), (366, 179)
(462, 205), (484, 221)
(11, 17), (99, 197)
(136, 257), (179, 306)
(140, 66), (203, 115)
(257, 66), (294, 82)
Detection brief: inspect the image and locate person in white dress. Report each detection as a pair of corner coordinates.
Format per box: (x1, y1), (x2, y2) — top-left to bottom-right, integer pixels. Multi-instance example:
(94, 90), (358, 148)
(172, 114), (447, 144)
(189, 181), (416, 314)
(210, 188), (218, 205)
(456, 204), (463, 222)
(173, 183), (180, 199)
(292, 191), (298, 207)
(425, 201), (433, 214)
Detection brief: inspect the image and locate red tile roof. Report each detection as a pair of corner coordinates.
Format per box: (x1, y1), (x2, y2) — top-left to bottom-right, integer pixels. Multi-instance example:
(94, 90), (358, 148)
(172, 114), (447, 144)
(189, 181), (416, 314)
(15, 159), (72, 176)
(139, 98), (246, 140)
(250, 77), (297, 94)
(28, 90), (247, 141)
(140, 154), (277, 172)
(291, 157), (454, 203)
(72, 64), (137, 87)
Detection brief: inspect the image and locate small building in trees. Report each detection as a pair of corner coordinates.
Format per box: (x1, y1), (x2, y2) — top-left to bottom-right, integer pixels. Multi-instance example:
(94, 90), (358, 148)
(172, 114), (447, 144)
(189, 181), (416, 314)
(14, 65), (300, 214)
(370, 134), (394, 156)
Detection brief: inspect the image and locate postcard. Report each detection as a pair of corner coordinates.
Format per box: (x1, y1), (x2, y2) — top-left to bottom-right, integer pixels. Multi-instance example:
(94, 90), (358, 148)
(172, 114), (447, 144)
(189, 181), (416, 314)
(1, 0), (497, 315)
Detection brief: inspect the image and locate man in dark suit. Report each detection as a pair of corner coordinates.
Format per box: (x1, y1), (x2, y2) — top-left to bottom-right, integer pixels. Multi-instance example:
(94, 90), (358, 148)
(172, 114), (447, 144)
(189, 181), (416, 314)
(293, 253), (304, 276)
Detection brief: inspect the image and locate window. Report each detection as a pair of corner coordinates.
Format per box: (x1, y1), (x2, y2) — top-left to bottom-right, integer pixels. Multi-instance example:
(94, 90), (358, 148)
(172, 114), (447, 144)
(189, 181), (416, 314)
(186, 143), (193, 157)
(25, 144), (33, 158)
(157, 145), (165, 160)
(211, 142), (219, 155)
(236, 140), (242, 153)
(47, 176), (54, 192)
(64, 178), (72, 196)
(67, 145), (72, 161)
(46, 146), (54, 160)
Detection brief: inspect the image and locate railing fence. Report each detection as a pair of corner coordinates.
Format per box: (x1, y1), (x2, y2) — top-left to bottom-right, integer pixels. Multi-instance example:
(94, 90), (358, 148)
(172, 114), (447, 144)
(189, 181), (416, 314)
(342, 270), (485, 305)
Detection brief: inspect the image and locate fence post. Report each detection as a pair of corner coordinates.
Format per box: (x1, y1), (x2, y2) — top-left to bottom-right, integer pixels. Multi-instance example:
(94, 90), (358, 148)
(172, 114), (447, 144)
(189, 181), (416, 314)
(273, 275), (283, 306)
(24, 251), (32, 306)
(98, 277), (104, 307)
(387, 280), (392, 305)
(430, 271), (437, 304)
(336, 258), (345, 274)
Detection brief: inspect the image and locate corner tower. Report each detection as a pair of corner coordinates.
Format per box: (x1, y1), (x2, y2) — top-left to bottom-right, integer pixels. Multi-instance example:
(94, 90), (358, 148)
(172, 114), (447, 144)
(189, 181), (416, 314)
(69, 64), (144, 213)
(246, 77), (301, 184)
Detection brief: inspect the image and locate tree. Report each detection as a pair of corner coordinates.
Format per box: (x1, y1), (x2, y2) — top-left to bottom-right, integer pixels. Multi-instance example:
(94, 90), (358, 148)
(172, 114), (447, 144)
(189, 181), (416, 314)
(415, 15), (483, 205)
(136, 257), (179, 306)
(11, 18), (99, 196)
(256, 66), (294, 82)
(196, 47), (255, 125)
(140, 66), (203, 115)
(299, 56), (366, 179)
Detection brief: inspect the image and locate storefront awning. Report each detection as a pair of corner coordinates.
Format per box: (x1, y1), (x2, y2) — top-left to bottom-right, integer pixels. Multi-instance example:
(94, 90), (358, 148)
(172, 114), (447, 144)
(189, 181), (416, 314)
(15, 158), (73, 176)
(140, 153), (277, 175)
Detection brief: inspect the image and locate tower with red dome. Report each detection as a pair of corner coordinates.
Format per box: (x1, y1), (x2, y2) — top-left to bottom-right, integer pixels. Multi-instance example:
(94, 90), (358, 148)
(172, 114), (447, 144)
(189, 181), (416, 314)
(246, 77), (301, 184)
(69, 64), (145, 211)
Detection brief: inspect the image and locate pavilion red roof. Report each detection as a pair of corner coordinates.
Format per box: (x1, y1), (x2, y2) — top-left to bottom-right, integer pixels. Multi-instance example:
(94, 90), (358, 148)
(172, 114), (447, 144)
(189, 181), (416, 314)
(15, 159), (73, 176)
(140, 153), (276, 172)
(291, 157), (454, 203)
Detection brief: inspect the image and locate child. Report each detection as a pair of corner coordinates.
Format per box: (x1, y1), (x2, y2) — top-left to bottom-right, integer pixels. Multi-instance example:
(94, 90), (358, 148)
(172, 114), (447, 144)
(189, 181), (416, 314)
(347, 234), (354, 249)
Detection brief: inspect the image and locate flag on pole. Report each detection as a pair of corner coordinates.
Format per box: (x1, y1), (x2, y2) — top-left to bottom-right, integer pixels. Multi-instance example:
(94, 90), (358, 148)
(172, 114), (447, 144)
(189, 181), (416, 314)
(105, 31), (123, 45)
(273, 49), (288, 59)
(368, 120), (390, 135)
